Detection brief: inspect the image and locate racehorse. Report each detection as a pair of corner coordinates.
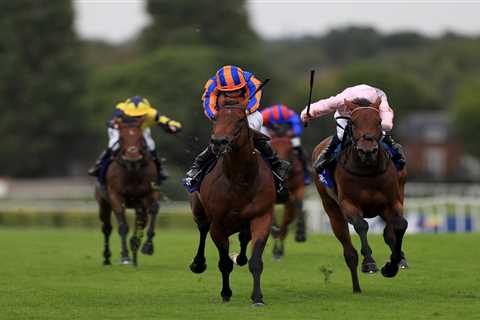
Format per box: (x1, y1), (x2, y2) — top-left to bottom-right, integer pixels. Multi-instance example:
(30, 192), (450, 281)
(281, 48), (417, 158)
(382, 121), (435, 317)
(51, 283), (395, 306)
(312, 98), (408, 293)
(95, 117), (161, 267)
(268, 127), (307, 260)
(188, 105), (276, 306)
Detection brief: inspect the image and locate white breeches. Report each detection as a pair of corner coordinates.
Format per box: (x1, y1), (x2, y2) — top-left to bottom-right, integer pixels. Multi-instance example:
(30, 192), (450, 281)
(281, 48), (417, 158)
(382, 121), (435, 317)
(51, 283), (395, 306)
(108, 127), (155, 151)
(247, 111), (263, 131)
(335, 111), (349, 141)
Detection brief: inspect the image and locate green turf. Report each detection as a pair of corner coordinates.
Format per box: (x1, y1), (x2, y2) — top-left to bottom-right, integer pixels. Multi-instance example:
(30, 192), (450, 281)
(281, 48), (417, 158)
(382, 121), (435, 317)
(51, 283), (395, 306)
(1, 228), (479, 320)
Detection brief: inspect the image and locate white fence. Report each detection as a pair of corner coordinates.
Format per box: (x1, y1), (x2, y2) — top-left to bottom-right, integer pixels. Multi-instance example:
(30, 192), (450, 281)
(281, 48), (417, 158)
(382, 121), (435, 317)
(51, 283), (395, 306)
(304, 195), (479, 234)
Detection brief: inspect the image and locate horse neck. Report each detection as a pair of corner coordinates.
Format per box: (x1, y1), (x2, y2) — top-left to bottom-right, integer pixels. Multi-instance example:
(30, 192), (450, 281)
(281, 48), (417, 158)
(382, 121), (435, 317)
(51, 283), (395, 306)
(222, 130), (258, 186)
(341, 146), (390, 176)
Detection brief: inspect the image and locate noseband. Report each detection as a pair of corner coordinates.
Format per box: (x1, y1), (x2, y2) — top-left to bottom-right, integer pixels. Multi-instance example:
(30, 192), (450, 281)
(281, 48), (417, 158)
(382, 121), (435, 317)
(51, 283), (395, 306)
(346, 107), (381, 149)
(214, 105), (251, 154)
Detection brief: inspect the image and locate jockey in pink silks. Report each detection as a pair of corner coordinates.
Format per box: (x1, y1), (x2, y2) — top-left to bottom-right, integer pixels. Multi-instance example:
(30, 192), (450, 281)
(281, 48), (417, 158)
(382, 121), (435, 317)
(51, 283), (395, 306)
(301, 84), (406, 173)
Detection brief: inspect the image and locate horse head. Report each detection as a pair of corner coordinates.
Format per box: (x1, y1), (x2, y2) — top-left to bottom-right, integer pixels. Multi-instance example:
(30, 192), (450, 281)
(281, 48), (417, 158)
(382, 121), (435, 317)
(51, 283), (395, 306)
(211, 105), (249, 156)
(345, 97), (383, 165)
(271, 134), (293, 162)
(116, 117), (147, 166)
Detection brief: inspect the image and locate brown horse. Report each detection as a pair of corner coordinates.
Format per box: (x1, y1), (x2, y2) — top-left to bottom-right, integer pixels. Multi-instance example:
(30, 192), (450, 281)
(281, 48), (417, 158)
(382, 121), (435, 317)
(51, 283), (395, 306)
(188, 105), (276, 306)
(269, 131), (307, 260)
(312, 98), (408, 293)
(95, 117), (161, 266)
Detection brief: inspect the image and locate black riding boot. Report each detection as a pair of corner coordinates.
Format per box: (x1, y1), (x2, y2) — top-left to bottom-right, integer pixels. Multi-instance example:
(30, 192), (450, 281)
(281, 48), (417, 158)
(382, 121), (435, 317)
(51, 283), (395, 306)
(313, 135), (341, 174)
(184, 146), (217, 187)
(294, 146), (312, 185)
(253, 131), (291, 199)
(88, 149), (111, 177)
(383, 134), (406, 170)
(150, 150), (168, 184)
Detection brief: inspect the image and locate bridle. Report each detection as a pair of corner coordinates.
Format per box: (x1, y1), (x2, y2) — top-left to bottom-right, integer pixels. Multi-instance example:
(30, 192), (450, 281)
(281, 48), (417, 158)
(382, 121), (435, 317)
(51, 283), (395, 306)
(337, 107), (381, 149)
(116, 124), (148, 171)
(213, 105), (251, 155)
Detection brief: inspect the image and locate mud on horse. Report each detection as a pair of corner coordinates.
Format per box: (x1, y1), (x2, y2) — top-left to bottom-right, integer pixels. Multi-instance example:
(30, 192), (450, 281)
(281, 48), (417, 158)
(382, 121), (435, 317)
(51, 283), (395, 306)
(188, 105), (276, 306)
(95, 117), (161, 266)
(269, 129), (308, 260)
(312, 98), (408, 293)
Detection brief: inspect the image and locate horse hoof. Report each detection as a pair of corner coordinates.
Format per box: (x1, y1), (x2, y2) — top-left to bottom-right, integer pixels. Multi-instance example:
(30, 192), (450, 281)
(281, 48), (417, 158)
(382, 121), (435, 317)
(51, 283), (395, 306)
(271, 226), (280, 238)
(222, 296), (231, 303)
(141, 242), (154, 256)
(120, 257), (131, 265)
(103, 261), (111, 266)
(230, 253), (248, 266)
(361, 262), (379, 274)
(294, 234), (306, 242)
(252, 302), (265, 307)
(190, 261), (207, 274)
(381, 262), (399, 278)
(398, 259), (409, 269)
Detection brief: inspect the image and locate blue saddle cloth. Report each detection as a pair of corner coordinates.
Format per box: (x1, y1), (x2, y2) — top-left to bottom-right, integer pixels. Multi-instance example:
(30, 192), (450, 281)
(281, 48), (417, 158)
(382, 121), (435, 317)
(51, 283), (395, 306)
(318, 142), (403, 191)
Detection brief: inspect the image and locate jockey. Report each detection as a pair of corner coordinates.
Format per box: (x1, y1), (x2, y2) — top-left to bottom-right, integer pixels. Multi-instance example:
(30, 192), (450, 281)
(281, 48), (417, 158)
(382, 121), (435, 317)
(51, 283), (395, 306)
(261, 104), (311, 185)
(301, 84), (406, 173)
(183, 65), (291, 194)
(88, 96), (182, 183)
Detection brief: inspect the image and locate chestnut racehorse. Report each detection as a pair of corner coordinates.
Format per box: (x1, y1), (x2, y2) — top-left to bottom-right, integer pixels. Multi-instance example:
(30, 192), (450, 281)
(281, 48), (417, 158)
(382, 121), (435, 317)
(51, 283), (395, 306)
(95, 117), (160, 267)
(312, 98), (408, 293)
(269, 130), (307, 260)
(188, 105), (276, 306)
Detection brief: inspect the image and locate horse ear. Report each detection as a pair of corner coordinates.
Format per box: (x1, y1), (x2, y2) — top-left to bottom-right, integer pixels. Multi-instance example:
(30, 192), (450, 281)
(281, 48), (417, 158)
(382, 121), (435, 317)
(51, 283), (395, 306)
(344, 99), (357, 112)
(372, 97), (382, 109)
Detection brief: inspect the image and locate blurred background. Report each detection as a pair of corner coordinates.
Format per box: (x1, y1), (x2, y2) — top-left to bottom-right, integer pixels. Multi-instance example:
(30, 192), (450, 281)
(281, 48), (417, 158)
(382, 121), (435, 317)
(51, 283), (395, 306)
(1, 0), (480, 233)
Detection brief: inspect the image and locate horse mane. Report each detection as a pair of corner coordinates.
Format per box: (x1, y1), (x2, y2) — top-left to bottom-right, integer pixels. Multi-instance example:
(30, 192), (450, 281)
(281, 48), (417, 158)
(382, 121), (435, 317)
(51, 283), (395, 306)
(351, 98), (373, 107)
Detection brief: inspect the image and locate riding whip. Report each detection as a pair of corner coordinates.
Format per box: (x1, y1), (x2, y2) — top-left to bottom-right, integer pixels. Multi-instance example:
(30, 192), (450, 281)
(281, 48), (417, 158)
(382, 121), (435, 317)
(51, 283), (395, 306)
(249, 78), (270, 99)
(304, 69), (315, 128)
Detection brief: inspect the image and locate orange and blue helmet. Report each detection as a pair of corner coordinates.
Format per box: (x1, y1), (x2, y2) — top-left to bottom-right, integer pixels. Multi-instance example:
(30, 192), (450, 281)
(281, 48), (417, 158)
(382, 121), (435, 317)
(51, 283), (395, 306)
(215, 65), (247, 92)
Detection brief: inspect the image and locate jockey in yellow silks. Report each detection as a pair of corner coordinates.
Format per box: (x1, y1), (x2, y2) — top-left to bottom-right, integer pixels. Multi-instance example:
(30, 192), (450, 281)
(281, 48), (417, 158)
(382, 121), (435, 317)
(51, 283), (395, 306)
(183, 65), (290, 196)
(88, 96), (182, 183)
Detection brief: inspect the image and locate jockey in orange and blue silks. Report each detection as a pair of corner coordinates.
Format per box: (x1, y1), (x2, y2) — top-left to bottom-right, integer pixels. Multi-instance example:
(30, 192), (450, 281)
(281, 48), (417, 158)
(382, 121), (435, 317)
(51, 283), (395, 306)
(202, 65), (264, 129)
(183, 65), (291, 198)
(88, 96), (182, 184)
(261, 104), (311, 185)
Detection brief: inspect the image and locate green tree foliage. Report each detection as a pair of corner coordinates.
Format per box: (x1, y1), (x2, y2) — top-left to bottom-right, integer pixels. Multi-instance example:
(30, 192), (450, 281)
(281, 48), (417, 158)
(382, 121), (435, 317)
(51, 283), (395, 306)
(450, 78), (480, 158)
(140, 0), (257, 50)
(0, 1), (87, 176)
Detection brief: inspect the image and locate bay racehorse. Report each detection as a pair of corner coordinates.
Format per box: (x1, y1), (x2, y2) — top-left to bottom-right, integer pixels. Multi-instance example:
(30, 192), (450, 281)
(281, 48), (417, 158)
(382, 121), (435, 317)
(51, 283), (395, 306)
(269, 128), (307, 260)
(95, 117), (161, 267)
(188, 105), (276, 306)
(312, 98), (408, 293)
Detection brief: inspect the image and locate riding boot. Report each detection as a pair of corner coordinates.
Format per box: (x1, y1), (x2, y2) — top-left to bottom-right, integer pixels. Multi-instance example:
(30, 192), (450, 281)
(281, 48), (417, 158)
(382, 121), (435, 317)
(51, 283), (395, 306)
(313, 135), (341, 174)
(383, 134), (406, 170)
(253, 131), (291, 199)
(149, 150), (168, 184)
(294, 146), (312, 185)
(184, 145), (217, 188)
(88, 149), (111, 177)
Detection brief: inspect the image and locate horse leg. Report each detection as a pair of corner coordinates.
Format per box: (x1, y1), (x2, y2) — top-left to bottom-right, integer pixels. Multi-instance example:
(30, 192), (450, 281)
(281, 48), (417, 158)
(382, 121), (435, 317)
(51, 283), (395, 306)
(293, 187), (307, 242)
(99, 198), (112, 266)
(249, 211), (273, 306)
(131, 207), (148, 267)
(273, 203), (293, 260)
(111, 197), (130, 265)
(235, 225), (251, 266)
(210, 225), (233, 302)
(189, 220), (210, 274)
(323, 197), (361, 293)
(350, 216), (378, 274)
(141, 201), (159, 256)
(381, 206), (408, 278)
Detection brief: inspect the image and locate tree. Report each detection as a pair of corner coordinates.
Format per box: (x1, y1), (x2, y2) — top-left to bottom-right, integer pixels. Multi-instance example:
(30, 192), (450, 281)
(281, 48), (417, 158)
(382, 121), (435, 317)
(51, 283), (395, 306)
(0, 1), (87, 176)
(450, 78), (480, 158)
(140, 0), (257, 51)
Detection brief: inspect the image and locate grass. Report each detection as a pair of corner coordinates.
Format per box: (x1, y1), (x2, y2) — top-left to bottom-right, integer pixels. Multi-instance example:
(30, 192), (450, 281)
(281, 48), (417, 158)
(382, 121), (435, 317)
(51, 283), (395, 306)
(1, 228), (479, 320)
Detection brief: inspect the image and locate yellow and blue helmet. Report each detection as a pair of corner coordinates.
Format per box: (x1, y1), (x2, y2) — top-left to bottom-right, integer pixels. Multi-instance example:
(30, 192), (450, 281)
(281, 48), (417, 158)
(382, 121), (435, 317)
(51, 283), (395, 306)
(215, 65), (247, 92)
(116, 96), (152, 117)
